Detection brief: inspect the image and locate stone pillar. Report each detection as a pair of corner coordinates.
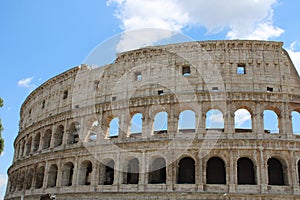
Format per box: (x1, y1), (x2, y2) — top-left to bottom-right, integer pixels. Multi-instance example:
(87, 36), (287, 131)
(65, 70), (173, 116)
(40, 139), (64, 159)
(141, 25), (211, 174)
(62, 119), (68, 145)
(259, 148), (268, 193)
(225, 113), (235, 138)
(196, 158), (204, 191)
(56, 160), (62, 187)
(142, 114), (152, 138)
(139, 151), (146, 189)
(228, 151), (236, 193)
(50, 125), (56, 149)
(73, 157), (79, 187)
(254, 103), (264, 138)
(119, 111), (129, 140)
(43, 161), (49, 189)
(197, 106), (205, 138)
(168, 115), (178, 136)
(114, 152), (122, 185)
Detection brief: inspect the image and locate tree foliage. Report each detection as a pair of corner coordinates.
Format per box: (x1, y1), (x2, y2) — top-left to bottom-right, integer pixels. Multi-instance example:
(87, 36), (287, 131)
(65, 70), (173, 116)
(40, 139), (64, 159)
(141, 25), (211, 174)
(0, 98), (4, 154)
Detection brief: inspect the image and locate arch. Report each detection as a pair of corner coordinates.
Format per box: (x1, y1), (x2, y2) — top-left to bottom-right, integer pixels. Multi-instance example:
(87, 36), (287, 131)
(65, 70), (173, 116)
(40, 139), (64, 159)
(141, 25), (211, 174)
(25, 168), (34, 190)
(47, 164), (58, 188)
(237, 157), (255, 185)
(99, 159), (115, 185)
(206, 109), (224, 130)
(178, 110), (196, 132)
(33, 132), (40, 152)
(54, 125), (64, 147)
(35, 166), (45, 189)
(153, 111), (168, 134)
(25, 136), (32, 156)
(17, 170), (25, 191)
(177, 157), (195, 184)
(78, 160), (93, 185)
(130, 113), (143, 134)
(126, 158), (139, 184)
(267, 158), (285, 185)
(234, 109), (252, 131)
(19, 141), (25, 158)
(206, 157), (226, 184)
(263, 110), (279, 133)
(108, 117), (119, 137)
(68, 122), (80, 144)
(62, 162), (74, 186)
(149, 157), (166, 184)
(43, 129), (52, 149)
(292, 111), (300, 134)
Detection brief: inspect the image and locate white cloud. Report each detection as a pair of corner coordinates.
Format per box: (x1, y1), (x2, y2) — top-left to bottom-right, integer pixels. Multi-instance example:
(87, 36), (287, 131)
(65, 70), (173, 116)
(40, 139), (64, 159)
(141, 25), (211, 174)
(0, 174), (7, 187)
(287, 42), (300, 74)
(107, 0), (283, 51)
(17, 77), (35, 88)
(235, 109), (251, 128)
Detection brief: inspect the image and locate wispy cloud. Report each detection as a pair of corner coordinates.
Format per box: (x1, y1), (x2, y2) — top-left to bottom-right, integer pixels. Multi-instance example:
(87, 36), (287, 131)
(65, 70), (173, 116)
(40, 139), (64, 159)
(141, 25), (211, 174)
(17, 77), (35, 89)
(0, 174), (7, 187)
(287, 41), (300, 74)
(235, 109), (251, 128)
(107, 0), (283, 52)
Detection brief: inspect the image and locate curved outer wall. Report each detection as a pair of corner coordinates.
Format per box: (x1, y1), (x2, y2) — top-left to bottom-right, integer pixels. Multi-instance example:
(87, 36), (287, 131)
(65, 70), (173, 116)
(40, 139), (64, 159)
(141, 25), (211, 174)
(5, 40), (300, 200)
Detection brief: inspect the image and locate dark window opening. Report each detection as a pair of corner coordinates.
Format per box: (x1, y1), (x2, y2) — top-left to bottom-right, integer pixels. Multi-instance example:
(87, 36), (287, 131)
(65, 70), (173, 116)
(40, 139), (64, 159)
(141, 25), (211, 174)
(268, 158), (285, 185)
(206, 157), (226, 184)
(112, 96), (117, 101)
(158, 90), (164, 95)
(126, 158), (139, 184)
(103, 161), (115, 185)
(267, 87), (274, 92)
(62, 162), (74, 187)
(212, 87), (219, 91)
(237, 158), (256, 185)
(177, 157), (195, 184)
(182, 66), (191, 76)
(41, 100), (45, 109)
(35, 166), (45, 189)
(135, 72), (142, 81)
(149, 158), (166, 184)
(237, 64), (246, 74)
(63, 90), (68, 99)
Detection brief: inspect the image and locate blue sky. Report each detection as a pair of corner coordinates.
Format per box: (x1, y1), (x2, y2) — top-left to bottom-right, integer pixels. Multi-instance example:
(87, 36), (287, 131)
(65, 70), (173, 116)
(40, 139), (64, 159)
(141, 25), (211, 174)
(0, 0), (300, 199)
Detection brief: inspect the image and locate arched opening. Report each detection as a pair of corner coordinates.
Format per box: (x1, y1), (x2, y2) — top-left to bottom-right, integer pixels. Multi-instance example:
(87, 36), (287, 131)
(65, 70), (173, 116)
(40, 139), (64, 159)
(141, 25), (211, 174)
(234, 109), (252, 132)
(292, 111), (300, 134)
(26, 168), (34, 190)
(17, 171), (25, 191)
(178, 110), (196, 133)
(19, 141), (25, 158)
(108, 117), (119, 137)
(206, 109), (224, 131)
(54, 125), (64, 147)
(263, 110), (279, 134)
(62, 162), (74, 186)
(99, 160), (115, 185)
(79, 161), (93, 185)
(149, 157), (166, 184)
(177, 157), (195, 184)
(267, 158), (285, 185)
(68, 122), (80, 144)
(47, 164), (58, 188)
(153, 111), (168, 134)
(42, 129), (52, 149)
(237, 157), (255, 185)
(126, 158), (139, 184)
(35, 166), (45, 189)
(33, 132), (40, 153)
(130, 113), (143, 135)
(25, 136), (32, 156)
(206, 157), (226, 184)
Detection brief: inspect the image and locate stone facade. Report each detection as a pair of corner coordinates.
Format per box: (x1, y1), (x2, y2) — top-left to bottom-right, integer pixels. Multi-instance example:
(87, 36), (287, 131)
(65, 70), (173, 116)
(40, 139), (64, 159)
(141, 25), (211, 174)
(5, 40), (300, 199)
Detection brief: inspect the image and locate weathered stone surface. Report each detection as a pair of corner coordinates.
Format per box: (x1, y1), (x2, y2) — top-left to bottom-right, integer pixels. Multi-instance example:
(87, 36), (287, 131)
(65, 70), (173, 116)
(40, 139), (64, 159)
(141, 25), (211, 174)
(5, 40), (300, 200)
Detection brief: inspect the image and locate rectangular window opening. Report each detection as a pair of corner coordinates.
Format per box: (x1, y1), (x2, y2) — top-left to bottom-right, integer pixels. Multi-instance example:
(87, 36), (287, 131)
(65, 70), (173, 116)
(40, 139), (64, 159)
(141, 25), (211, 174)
(158, 90), (164, 95)
(212, 87), (219, 92)
(135, 72), (142, 81)
(182, 66), (191, 76)
(237, 64), (246, 74)
(267, 87), (273, 92)
(63, 90), (68, 99)
(112, 96), (117, 101)
(41, 100), (45, 109)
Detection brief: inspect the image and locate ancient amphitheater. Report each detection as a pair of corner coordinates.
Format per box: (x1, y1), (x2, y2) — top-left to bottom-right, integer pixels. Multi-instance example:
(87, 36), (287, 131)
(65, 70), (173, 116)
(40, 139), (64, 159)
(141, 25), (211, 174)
(5, 40), (300, 200)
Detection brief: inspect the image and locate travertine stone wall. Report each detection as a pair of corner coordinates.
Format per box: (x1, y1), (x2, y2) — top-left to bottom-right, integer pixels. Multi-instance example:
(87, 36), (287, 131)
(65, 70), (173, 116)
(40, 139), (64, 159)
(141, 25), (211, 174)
(5, 40), (300, 200)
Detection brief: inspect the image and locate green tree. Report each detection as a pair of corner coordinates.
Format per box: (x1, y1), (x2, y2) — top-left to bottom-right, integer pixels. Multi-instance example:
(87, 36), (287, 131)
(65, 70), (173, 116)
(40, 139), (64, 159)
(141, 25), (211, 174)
(0, 98), (3, 154)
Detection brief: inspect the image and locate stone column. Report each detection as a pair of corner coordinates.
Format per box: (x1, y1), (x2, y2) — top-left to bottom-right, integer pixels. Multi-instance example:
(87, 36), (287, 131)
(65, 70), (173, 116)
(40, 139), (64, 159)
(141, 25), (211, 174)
(142, 114), (152, 138)
(197, 106), (205, 138)
(259, 147), (268, 193)
(228, 151), (236, 193)
(139, 151), (147, 190)
(253, 102), (264, 138)
(62, 119), (68, 145)
(50, 125), (56, 149)
(73, 157), (79, 187)
(114, 152), (122, 185)
(225, 113), (235, 138)
(56, 160), (62, 187)
(43, 161), (49, 189)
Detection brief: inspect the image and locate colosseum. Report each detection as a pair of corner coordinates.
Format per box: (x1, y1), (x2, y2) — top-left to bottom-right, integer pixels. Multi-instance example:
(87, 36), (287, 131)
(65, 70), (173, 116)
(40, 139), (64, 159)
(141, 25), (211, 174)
(4, 40), (300, 200)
